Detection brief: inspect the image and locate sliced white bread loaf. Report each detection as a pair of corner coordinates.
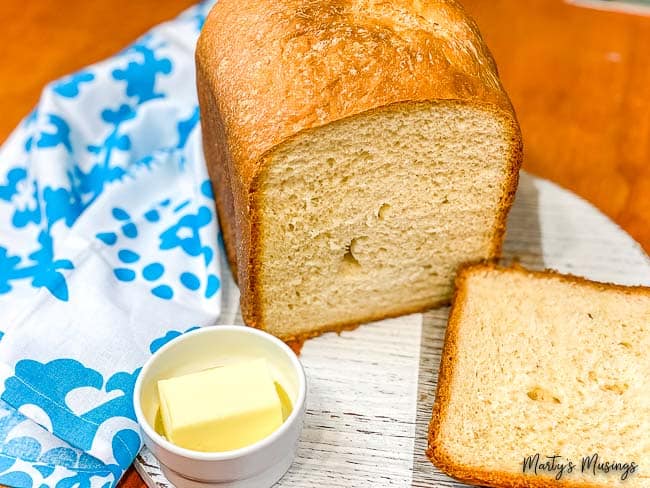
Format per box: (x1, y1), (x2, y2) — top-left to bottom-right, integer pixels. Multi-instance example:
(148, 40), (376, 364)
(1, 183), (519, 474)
(428, 264), (650, 488)
(196, 1), (522, 342)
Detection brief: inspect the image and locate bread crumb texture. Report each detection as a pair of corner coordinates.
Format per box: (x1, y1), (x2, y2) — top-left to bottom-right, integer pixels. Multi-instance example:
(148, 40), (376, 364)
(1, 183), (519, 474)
(259, 102), (512, 338)
(430, 265), (650, 488)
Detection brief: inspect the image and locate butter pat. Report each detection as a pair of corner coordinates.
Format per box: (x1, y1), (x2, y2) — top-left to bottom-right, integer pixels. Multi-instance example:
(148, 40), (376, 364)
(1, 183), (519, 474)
(157, 358), (283, 452)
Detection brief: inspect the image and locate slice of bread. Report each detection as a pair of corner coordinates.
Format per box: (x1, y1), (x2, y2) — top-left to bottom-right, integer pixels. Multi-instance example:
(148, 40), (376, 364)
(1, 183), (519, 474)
(196, 0), (522, 342)
(428, 264), (650, 488)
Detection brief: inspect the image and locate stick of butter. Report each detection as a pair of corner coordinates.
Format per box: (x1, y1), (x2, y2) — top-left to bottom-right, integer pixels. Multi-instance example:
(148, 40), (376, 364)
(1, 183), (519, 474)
(157, 358), (283, 452)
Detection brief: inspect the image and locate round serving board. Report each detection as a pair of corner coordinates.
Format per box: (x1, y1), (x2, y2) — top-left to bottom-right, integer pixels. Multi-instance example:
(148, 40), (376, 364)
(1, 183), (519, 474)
(134, 172), (650, 487)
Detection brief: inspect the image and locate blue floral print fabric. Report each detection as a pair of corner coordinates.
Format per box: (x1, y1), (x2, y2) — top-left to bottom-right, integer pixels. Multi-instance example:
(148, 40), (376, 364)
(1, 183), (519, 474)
(0, 2), (221, 486)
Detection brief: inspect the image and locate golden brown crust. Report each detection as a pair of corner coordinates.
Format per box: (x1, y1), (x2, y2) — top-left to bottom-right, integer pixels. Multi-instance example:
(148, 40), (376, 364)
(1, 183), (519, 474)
(196, 66), (240, 281)
(197, 0), (516, 181)
(489, 123), (522, 257)
(196, 0), (524, 336)
(426, 263), (650, 488)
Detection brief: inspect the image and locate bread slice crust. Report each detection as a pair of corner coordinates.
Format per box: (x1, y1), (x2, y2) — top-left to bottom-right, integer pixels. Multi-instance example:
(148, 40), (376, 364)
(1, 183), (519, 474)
(427, 263), (650, 488)
(196, 0), (523, 342)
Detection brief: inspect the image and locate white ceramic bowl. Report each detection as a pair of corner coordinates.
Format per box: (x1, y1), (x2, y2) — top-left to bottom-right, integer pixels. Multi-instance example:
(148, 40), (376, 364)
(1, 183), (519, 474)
(134, 325), (307, 488)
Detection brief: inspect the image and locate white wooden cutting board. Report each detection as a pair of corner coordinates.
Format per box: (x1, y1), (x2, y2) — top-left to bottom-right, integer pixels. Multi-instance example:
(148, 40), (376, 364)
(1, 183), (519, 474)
(134, 171), (650, 487)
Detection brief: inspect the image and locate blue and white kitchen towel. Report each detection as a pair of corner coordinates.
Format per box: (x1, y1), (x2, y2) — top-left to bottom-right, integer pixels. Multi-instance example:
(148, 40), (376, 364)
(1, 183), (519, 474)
(0, 2), (221, 486)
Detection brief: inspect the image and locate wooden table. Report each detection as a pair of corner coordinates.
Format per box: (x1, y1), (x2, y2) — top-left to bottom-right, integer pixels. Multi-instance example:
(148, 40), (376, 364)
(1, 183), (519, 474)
(0, 1), (648, 487)
(463, 0), (650, 255)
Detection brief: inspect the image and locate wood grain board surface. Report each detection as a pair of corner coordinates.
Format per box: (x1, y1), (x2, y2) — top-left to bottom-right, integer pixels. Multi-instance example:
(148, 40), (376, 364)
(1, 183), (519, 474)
(0, 1), (649, 487)
(135, 172), (650, 487)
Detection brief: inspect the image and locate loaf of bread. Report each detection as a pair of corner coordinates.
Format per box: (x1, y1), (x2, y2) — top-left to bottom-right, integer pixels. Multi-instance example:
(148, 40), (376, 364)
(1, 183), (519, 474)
(429, 264), (650, 488)
(196, 0), (522, 342)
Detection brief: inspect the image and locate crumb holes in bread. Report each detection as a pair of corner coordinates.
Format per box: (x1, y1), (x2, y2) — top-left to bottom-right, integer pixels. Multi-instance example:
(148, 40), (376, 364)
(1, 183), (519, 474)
(527, 386), (561, 404)
(601, 383), (629, 395)
(340, 238), (363, 272)
(342, 250), (360, 268)
(377, 203), (391, 220)
(422, 264), (439, 276)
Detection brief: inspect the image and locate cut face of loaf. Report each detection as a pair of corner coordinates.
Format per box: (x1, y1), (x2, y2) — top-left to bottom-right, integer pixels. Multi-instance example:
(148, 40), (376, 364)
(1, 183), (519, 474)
(429, 265), (650, 488)
(258, 102), (517, 339)
(196, 0), (523, 342)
